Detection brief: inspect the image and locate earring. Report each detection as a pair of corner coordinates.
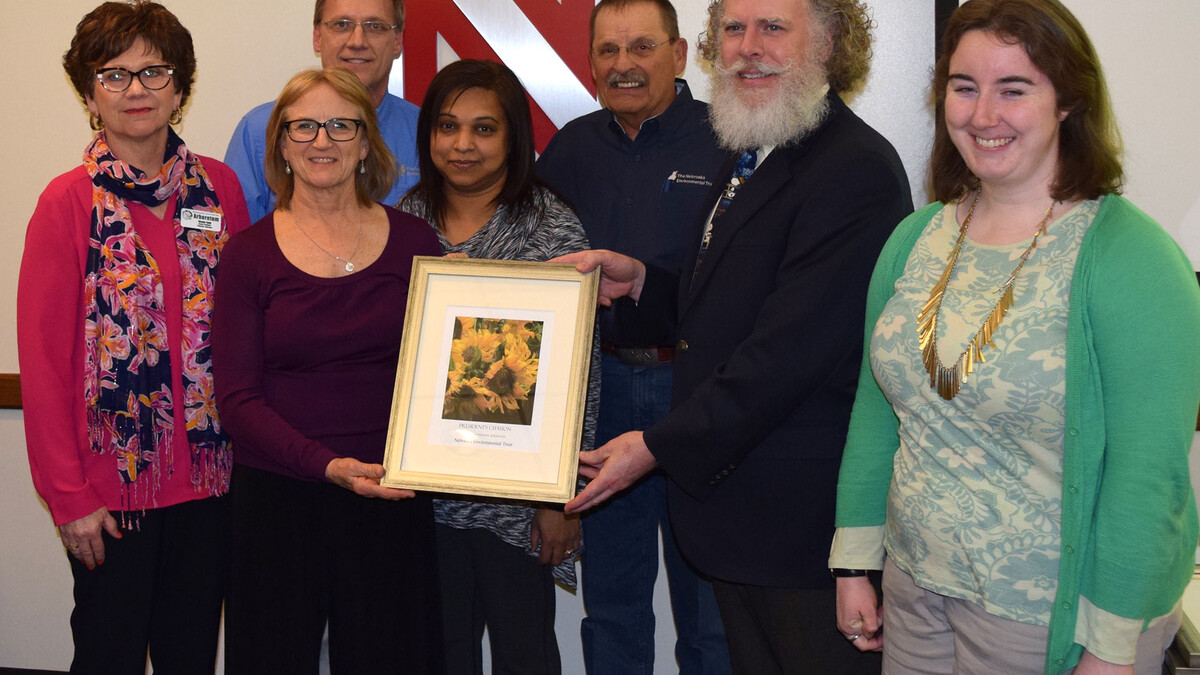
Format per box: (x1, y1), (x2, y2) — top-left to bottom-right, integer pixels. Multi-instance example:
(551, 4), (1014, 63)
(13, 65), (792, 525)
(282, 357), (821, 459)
(359, 160), (366, 175)
(285, 161), (291, 175)
(169, 108), (182, 125)
(89, 113), (104, 131)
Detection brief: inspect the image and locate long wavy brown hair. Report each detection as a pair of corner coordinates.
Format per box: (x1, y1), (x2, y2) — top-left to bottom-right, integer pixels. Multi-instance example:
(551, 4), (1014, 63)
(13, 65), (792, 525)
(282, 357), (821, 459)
(930, 0), (1123, 202)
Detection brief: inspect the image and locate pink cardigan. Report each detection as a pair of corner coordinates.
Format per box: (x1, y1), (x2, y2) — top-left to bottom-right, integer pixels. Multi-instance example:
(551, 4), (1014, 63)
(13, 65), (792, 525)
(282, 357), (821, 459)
(17, 157), (251, 526)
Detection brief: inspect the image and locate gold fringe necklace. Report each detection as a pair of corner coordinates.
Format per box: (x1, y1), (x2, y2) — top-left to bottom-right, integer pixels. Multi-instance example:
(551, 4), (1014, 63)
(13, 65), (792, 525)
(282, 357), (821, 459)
(916, 190), (1056, 400)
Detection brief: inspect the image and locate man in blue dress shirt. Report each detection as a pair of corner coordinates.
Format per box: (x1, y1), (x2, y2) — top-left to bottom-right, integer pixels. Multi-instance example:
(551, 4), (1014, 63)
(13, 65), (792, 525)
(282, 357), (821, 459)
(537, 1), (732, 672)
(224, 0), (420, 222)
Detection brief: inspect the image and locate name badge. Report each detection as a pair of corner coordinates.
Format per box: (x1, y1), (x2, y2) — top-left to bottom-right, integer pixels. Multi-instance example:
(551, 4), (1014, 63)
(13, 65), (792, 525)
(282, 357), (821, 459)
(181, 208), (222, 232)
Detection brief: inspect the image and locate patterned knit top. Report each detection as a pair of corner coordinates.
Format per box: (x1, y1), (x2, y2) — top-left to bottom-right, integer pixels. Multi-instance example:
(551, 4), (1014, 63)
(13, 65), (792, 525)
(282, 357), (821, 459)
(397, 185), (600, 588)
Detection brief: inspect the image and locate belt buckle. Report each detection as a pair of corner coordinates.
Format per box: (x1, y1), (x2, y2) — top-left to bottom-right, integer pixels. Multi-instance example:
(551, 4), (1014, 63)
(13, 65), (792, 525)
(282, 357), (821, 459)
(614, 343), (672, 365)
(616, 347), (664, 367)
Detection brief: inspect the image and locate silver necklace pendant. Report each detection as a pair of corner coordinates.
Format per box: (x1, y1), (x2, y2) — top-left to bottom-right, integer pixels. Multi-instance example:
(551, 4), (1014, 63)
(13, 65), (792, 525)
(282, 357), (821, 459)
(294, 211), (365, 275)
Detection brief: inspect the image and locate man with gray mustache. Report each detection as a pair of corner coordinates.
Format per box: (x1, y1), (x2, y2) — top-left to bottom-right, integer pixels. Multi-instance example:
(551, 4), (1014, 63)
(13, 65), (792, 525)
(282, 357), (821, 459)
(555, 0), (913, 672)
(536, 1), (731, 673)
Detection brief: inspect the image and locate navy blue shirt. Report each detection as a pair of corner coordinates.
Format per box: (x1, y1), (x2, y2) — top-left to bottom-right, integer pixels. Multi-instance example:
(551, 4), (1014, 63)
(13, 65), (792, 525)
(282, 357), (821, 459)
(538, 80), (730, 346)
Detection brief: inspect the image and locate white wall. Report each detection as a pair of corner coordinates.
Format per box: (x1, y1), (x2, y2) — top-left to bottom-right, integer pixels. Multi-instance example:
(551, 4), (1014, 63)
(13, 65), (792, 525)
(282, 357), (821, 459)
(1, 1), (1196, 672)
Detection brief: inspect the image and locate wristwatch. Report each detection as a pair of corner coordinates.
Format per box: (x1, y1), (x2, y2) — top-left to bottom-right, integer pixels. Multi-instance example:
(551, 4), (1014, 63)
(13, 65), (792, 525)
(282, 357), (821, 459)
(830, 568), (869, 579)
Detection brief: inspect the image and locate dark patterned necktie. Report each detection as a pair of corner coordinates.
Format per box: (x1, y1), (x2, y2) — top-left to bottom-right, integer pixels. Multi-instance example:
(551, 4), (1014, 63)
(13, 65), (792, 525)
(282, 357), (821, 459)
(693, 148), (758, 280)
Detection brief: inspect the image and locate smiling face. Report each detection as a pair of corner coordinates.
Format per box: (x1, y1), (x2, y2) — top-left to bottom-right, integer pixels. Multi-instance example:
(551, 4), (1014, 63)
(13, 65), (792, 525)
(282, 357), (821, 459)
(944, 30), (1067, 196)
(280, 82), (369, 198)
(314, 0), (403, 105)
(589, 2), (686, 138)
(430, 87), (509, 201)
(717, 0), (823, 106)
(84, 37), (181, 163)
(707, 0), (830, 149)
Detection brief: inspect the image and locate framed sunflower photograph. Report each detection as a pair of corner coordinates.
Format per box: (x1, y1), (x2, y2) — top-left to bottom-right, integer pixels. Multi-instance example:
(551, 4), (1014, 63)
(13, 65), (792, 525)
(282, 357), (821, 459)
(382, 257), (598, 502)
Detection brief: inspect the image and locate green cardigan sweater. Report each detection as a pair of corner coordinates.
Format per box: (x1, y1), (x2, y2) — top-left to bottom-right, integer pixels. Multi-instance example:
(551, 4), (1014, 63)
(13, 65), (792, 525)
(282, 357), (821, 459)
(835, 195), (1200, 674)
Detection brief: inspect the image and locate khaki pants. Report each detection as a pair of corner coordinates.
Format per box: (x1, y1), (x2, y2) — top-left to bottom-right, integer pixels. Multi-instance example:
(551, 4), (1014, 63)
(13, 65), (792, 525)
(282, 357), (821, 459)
(881, 559), (1179, 675)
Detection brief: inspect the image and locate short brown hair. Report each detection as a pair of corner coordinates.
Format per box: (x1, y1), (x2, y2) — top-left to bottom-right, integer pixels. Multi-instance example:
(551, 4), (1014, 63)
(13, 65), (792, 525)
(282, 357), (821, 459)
(930, 0), (1123, 202)
(589, 0), (680, 46)
(314, 0), (405, 31)
(697, 0), (874, 95)
(63, 1), (196, 107)
(265, 68), (398, 210)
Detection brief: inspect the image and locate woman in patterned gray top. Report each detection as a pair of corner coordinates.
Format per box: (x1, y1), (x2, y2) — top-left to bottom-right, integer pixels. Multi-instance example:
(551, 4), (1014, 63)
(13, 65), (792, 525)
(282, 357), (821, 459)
(397, 59), (599, 675)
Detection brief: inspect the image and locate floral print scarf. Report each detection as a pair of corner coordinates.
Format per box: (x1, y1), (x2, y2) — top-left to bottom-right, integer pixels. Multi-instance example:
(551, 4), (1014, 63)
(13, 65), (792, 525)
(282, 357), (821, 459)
(83, 129), (231, 520)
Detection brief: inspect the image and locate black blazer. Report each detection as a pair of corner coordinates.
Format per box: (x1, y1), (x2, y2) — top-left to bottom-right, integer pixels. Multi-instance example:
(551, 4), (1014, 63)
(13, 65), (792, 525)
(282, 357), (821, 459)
(633, 92), (913, 588)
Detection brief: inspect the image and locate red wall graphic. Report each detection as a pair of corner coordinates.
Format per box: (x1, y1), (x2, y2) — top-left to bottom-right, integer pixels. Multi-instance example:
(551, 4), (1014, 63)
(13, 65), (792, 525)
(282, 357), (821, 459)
(404, 0), (597, 151)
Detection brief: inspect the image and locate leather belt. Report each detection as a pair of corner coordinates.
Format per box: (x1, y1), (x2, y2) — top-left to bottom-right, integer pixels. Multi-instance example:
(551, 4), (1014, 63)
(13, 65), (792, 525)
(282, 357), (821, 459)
(600, 339), (675, 366)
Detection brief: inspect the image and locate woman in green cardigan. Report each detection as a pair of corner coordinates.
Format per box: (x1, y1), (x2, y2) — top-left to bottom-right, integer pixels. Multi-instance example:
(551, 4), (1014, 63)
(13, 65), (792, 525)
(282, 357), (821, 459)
(830, 1), (1200, 674)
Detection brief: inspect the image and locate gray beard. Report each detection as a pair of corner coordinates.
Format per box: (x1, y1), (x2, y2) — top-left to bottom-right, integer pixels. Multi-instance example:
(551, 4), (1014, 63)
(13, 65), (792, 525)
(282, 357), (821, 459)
(708, 55), (830, 151)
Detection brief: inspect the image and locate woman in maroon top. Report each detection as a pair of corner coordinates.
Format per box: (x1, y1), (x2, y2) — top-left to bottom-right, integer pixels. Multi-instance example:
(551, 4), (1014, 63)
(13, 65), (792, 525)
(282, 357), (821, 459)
(212, 68), (444, 673)
(18, 3), (250, 672)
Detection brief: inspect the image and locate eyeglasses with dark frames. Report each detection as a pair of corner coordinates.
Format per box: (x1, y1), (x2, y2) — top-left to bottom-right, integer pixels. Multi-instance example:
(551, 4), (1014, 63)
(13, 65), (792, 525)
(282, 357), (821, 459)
(283, 118), (364, 143)
(94, 65), (175, 93)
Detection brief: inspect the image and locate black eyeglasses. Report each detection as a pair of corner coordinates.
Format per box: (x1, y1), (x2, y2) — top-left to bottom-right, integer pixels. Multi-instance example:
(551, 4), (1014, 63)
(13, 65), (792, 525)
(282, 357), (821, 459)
(283, 118), (364, 143)
(321, 19), (398, 35)
(94, 65), (175, 93)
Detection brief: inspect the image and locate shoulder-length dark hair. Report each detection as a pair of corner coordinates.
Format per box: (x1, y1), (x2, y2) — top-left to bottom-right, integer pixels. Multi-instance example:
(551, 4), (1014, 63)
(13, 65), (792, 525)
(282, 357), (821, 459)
(404, 59), (542, 227)
(264, 68), (397, 211)
(930, 0), (1123, 202)
(63, 0), (196, 108)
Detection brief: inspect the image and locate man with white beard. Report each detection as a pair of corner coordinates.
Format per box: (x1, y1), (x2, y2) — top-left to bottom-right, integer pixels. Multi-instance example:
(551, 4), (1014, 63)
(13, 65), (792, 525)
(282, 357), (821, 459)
(556, 0), (912, 671)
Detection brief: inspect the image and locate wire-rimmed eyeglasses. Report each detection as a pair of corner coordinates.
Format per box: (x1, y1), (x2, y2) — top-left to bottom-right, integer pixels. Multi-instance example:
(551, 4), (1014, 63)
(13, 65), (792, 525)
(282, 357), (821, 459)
(591, 39), (674, 62)
(321, 19), (398, 35)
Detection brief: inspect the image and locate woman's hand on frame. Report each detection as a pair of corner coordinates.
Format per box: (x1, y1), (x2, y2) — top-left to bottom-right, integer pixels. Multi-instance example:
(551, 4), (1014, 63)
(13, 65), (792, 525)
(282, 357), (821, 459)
(325, 457), (415, 500)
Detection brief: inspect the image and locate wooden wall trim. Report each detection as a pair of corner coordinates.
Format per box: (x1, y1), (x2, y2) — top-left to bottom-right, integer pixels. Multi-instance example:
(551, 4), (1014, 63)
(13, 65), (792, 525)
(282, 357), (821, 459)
(0, 373), (21, 410)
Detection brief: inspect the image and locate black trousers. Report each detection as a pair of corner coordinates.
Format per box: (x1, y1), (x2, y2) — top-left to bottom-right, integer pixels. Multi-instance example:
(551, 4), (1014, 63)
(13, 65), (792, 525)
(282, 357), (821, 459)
(224, 465), (444, 675)
(68, 495), (230, 675)
(711, 579), (882, 675)
(436, 524), (560, 675)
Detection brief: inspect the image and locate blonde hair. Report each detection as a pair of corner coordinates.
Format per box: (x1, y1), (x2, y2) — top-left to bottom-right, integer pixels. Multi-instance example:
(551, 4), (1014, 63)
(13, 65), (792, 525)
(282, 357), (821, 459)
(264, 68), (397, 210)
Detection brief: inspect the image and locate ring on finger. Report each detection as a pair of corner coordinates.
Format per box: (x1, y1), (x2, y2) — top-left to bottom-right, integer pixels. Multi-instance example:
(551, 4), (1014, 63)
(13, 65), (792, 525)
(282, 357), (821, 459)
(66, 544), (80, 551)
(844, 633), (861, 642)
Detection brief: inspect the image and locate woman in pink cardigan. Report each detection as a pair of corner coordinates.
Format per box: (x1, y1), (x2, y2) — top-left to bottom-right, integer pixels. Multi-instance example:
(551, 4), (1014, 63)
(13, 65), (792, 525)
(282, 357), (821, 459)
(16, 2), (249, 672)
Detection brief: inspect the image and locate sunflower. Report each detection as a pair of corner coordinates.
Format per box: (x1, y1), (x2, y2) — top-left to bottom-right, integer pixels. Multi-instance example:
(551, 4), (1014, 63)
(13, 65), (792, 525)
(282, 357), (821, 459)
(483, 334), (539, 413)
(442, 371), (498, 419)
(449, 325), (502, 379)
(500, 319), (539, 343)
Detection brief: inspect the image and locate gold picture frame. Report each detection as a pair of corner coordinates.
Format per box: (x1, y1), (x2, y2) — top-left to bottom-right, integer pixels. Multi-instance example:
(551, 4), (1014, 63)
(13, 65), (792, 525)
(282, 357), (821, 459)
(381, 257), (598, 502)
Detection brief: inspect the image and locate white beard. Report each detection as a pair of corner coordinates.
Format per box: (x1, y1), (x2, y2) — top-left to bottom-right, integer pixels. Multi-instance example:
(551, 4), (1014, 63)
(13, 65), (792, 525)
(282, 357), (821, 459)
(708, 47), (831, 151)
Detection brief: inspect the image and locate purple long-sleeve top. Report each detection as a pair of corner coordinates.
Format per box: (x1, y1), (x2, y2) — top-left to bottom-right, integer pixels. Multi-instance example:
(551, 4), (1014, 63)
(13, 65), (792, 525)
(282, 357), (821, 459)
(212, 206), (442, 481)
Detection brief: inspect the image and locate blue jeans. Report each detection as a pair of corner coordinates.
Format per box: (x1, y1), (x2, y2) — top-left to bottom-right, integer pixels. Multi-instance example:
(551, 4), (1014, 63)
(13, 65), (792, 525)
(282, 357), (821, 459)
(581, 355), (731, 675)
